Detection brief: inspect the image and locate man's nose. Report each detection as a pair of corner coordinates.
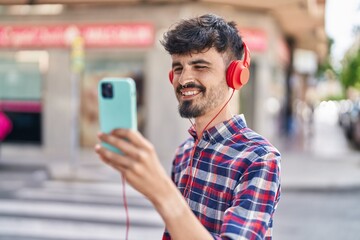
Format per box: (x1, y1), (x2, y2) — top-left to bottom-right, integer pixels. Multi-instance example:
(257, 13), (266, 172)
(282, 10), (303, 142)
(178, 67), (194, 86)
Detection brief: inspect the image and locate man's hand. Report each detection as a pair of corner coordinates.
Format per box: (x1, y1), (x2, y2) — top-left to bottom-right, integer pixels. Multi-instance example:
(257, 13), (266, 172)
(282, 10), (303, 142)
(95, 129), (213, 240)
(95, 129), (172, 204)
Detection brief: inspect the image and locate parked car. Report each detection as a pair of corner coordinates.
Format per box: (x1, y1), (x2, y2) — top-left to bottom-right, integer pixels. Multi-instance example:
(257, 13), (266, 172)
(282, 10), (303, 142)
(338, 99), (354, 139)
(338, 99), (360, 148)
(350, 101), (360, 147)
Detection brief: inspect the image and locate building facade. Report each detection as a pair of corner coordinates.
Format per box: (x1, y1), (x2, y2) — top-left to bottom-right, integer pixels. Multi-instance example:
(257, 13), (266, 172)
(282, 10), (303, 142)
(0, 2), (325, 175)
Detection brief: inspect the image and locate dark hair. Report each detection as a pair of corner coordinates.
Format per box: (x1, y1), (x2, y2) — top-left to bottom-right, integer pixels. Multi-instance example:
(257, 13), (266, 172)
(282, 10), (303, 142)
(160, 14), (244, 62)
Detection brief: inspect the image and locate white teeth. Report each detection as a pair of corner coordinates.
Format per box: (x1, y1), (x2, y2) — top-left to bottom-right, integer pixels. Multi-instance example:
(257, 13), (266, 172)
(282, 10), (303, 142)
(183, 91), (199, 96)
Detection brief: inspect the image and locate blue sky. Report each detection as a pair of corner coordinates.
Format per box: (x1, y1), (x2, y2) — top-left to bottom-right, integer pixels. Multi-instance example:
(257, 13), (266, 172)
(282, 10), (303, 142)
(325, 0), (360, 64)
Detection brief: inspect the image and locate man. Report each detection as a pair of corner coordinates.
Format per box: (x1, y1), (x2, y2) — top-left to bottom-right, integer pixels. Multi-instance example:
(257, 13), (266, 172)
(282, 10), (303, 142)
(95, 13), (281, 240)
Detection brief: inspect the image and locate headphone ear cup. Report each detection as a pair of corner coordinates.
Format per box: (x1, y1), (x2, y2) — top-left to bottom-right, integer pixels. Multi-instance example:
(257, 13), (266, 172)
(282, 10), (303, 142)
(226, 61), (237, 89)
(226, 61), (250, 90)
(168, 70), (174, 84)
(239, 66), (250, 86)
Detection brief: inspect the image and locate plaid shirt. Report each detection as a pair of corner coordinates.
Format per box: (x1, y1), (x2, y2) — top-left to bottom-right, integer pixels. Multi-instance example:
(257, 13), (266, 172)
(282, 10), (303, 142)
(162, 115), (281, 240)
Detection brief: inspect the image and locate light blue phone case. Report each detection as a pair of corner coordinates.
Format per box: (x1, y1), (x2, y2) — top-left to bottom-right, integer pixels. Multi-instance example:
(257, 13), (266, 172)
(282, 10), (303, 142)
(98, 77), (137, 154)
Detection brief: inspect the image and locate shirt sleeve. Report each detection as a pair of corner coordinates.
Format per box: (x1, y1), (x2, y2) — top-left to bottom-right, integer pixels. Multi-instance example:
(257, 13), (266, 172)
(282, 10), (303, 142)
(212, 150), (281, 240)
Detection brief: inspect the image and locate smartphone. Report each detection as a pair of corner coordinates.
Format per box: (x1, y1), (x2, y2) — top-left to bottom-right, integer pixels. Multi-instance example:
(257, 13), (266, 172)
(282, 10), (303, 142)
(98, 77), (137, 154)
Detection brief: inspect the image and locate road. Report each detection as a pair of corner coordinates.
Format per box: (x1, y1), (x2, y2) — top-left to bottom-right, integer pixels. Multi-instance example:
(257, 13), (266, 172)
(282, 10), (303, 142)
(274, 189), (360, 240)
(2, 162), (360, 240)
(0, 166), (164, 240)
(273, 101), (360, 240)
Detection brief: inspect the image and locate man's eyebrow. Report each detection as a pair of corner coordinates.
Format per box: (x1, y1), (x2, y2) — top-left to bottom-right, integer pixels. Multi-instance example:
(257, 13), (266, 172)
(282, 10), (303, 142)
(189, 59), (211, 65)
(172, 62), (182, 68)
(172, 59), (211, 68)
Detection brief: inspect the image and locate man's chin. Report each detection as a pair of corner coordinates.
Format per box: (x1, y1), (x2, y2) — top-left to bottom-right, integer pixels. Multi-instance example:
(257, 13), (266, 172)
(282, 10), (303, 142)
(179, 112), (201, 119)
(178, 104), (204, 118)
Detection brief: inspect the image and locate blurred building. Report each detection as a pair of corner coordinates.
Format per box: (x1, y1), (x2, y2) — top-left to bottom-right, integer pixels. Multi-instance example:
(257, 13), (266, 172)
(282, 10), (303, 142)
(0, 1), (327, 173)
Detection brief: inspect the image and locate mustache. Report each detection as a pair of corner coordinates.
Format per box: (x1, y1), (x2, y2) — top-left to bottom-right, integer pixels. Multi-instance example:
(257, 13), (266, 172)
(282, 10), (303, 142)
(176, 82), (206, 93)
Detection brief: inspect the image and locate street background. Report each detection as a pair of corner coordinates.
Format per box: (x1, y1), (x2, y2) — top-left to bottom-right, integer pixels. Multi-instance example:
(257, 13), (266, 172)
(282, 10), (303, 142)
(0, 0), (360, 240)
(1, 98), (360, 240)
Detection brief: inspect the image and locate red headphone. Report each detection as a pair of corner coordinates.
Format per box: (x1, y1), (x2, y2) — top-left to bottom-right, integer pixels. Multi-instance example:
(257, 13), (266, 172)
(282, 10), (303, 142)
(168, 42), (251, 90)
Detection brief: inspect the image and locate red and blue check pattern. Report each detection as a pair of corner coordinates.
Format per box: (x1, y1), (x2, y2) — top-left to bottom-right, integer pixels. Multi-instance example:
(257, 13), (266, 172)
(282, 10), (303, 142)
(162, 115), (281, 240)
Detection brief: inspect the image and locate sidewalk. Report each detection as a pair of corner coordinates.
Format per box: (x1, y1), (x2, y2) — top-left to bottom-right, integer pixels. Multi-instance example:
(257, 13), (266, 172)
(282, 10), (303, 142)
(275, 101), (360, 191)
(279, 150), (360, 191)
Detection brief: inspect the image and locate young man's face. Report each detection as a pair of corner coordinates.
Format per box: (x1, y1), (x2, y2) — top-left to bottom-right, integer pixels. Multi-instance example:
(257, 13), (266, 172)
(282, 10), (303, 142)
(171, 48), (229, 119)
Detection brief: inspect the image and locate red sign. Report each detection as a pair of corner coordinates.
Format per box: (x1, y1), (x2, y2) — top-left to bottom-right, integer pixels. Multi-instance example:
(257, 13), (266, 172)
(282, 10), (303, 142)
(240, 29), (267, 52)
(0, 100), (42, 113)
(0, 23), (154, 48)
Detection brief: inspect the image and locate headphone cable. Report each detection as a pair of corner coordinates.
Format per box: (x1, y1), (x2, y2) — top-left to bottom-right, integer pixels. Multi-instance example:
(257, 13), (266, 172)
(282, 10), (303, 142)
(121, 174), (130, 240)
(184, 89), (235, 198)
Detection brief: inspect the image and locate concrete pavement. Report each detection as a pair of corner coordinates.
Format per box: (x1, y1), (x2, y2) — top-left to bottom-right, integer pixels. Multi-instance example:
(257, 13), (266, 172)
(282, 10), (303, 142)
(279, 150), (360, 191)
(275, 101), (360, 191)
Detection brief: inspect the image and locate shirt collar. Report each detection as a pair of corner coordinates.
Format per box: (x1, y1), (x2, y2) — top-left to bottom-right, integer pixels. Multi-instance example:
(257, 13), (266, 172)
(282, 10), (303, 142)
(187, 114), (247, 143)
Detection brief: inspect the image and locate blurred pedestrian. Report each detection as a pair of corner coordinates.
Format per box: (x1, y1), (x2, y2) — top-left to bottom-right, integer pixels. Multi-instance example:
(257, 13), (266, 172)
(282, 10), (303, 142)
(95, 14), (281, 240)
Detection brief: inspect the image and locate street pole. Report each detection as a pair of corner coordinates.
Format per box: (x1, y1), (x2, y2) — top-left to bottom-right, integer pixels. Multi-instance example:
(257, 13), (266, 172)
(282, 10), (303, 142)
(284, 36), (295, 136)
(70, 35), (85, 177)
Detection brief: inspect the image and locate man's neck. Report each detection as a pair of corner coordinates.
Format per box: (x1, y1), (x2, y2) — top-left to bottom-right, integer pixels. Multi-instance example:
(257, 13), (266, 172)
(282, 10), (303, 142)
(194, 106), (233, 138)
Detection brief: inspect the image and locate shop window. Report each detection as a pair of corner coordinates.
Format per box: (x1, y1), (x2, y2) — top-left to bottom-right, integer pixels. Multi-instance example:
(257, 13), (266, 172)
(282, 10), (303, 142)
(80, 57), (145, 148)
(0, 59), (43, 144)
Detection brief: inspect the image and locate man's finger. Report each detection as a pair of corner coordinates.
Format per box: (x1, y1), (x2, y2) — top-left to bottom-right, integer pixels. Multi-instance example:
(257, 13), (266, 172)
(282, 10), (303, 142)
(98, 133), (140, 159)
(95, 144), (133, 169)
(111, 129), (154, 151)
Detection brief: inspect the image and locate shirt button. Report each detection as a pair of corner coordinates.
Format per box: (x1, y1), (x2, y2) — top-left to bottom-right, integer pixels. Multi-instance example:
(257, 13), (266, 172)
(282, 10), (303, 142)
(194, 152), (200, 157)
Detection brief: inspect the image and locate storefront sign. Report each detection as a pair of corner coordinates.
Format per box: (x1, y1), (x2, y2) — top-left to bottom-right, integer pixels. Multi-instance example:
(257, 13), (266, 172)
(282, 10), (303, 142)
(241, 29), (267, 52)
(0, 100), (41, 113)
(0, 23), (154, 48)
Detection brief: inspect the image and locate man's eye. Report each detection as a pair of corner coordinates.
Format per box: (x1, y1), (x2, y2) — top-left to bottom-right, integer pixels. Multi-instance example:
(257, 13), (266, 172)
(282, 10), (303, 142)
(195, 65), (207, 70)
(173, 68), (182, 73)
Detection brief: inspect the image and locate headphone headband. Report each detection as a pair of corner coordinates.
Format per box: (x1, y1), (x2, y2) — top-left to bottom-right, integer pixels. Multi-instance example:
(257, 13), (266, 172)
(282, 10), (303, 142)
(242, 42), (251, 68)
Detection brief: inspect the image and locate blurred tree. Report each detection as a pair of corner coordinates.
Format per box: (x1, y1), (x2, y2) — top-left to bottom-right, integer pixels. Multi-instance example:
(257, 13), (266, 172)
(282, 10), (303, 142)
(316, 37), (337, 78)
(340, 22), (360, 91)
(340, 48), (360, 90)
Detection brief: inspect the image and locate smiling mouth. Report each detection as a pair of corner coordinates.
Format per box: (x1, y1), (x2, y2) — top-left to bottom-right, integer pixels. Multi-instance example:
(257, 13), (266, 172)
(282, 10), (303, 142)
(181, 89), (201, 97)
(177, 83), (205, 99)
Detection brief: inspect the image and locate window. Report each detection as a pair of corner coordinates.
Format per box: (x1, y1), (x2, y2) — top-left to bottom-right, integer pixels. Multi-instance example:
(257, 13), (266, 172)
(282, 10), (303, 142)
(0, 52), (44, 144)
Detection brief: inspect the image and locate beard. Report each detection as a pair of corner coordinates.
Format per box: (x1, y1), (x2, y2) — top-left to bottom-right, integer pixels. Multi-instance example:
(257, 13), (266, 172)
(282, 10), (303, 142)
(177, 81), (228, 119)
(178, 100), (204, 118)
